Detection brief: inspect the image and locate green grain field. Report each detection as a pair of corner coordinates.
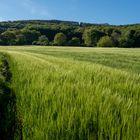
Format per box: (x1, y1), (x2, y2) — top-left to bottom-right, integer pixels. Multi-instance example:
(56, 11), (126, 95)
(0, 46), (140, 140)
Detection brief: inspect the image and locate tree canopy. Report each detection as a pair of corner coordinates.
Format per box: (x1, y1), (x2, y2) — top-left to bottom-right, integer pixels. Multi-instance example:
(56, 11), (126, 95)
(0, 20), (139, 47)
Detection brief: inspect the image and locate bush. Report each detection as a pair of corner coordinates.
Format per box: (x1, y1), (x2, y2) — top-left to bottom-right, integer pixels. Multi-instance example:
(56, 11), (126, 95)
(97, 36), (113, 47)
(54, 33), (67, 46)
(35, 35), (49, 46)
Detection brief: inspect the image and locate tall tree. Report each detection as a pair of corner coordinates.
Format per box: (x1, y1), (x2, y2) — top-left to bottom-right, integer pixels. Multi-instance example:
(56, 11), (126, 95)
(83, 29), (105, 46)
(21, 29), (41, 45)
(119, 30), (135, 47)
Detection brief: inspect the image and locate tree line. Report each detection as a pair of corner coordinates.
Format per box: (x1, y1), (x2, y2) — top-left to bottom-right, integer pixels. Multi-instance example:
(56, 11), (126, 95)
(0, 20), (140, 47)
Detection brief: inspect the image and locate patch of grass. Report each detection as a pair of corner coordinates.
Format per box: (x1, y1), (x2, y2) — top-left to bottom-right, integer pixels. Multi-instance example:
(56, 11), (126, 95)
(0, 46), (140, 140)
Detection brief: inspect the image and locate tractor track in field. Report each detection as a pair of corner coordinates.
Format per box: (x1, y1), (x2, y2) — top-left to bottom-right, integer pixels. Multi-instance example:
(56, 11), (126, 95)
(0, 53), (22, 140)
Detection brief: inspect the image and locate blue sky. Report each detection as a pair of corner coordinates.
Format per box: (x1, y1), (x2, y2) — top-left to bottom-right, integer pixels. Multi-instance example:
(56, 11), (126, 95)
(0, 0), (139, 25)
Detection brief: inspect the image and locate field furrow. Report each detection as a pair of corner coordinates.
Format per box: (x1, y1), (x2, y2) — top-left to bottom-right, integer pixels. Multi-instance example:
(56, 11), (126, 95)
(0, 46), (140, 140)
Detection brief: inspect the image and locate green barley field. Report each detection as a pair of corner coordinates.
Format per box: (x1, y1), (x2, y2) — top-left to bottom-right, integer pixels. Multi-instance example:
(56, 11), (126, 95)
(0, 46), (140, 140)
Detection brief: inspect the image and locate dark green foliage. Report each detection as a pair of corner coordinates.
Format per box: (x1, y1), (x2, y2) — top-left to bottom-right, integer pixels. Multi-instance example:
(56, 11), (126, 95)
(132, 30), (140, 47)
(83, 29), (105, 46)
(119, 30), (135, 47)
(21, 29), (41, 45)
(0, 20), (140, 47)
(16, 34), (26, 45)
(111, 30), (121, 46)
(68, 37), (80, 46)
(0, 30), (17, 45)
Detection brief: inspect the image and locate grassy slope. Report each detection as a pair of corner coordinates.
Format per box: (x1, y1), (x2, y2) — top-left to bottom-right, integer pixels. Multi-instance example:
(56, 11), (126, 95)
(0, 46), (140, 140)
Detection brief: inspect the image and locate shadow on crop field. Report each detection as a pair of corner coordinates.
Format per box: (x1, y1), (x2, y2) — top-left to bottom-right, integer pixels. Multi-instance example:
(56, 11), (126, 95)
(0, 55), (22, 140)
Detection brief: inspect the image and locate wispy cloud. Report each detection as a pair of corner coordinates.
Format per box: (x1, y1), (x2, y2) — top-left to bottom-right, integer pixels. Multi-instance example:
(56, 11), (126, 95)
(0, 17), (5, 21)
(21, 0), (52, 18)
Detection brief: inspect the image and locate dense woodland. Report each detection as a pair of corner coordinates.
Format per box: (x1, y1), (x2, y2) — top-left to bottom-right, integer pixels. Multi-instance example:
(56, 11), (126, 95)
(0, 20), (140, 47)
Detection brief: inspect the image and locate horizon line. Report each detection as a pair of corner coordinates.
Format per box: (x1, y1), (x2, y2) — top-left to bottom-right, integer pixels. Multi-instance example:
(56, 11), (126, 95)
(0, 19), (140, 26)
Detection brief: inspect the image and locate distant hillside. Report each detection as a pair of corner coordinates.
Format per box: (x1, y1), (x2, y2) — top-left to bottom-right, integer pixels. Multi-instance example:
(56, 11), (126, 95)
(0, 19), (110, 27)
(0, 20), (140, 47)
